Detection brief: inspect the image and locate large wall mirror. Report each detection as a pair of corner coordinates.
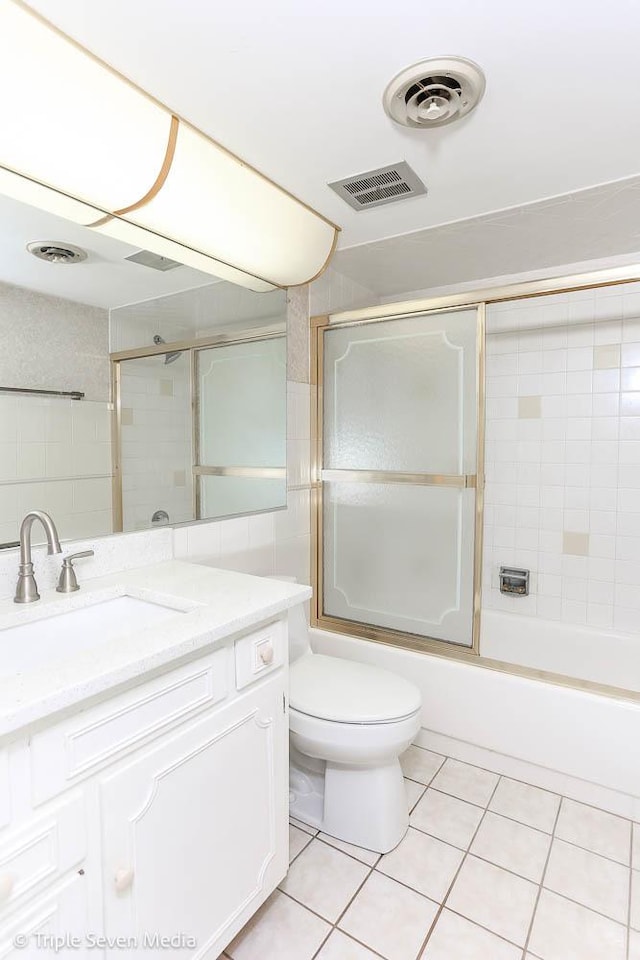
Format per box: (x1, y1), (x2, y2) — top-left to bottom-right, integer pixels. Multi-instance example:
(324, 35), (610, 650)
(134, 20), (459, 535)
(0, 191), (287, 548)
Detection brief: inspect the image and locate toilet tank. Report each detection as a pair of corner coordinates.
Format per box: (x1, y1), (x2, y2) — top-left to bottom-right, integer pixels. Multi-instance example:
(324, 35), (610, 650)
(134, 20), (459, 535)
(266, 575), (311, 662)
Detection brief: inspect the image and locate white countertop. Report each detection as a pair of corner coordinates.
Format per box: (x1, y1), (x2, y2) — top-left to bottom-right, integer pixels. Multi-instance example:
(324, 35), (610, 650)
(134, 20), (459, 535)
(0, 560), (311, 741)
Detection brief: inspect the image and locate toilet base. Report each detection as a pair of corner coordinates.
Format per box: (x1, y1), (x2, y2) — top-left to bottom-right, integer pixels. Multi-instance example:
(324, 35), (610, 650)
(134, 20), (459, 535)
(290, 748), (409, 854)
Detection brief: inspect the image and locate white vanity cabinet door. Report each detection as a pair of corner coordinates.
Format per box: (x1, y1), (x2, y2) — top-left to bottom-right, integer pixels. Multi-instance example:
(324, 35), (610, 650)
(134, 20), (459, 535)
(0, 874), (91, 959)
(99, 672), (288, 959)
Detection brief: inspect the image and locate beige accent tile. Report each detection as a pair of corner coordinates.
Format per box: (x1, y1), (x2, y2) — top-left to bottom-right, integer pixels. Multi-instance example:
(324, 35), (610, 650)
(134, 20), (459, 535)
(316, 930), (381, 960)
(447, 855), (538, 946)
(519, 395), (542, 418)
(489, 777), (560, 833)
(290, 817), (317, 836)
(289, 824), (313, 863)
(593, 344), (621, 369)
(339, 872), (438, 960)
(411, 789), (483, 850)
(632, 870), (640, 931)
(317, 833), (379, 866)
(121, 406), (134, 426)
(159, 378), (174, 396)
(431, 758), (498, 807)
(555, 798), (631, 864)
(562, 531), (590, 556)
(405, 778), (426, 812)
(420, 909), (521, 960)
(279, 839), (369, 923)
(528, 889), (627, 960)
(227, 890), (330, 960)
(400, 746), (444, 785)
(633, 822), (640, 869)
(470, 811), (551, 883)
(630, 929), (640, 960)
(377, 827), (464, 902)
(544, 839), (630, 923)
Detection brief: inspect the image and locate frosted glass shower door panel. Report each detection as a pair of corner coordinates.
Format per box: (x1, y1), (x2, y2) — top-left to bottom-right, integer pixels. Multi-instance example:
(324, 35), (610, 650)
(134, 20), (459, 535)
(324, 309), (478, 474)
(198, 338), (286, 468)
(323, 483), (475, 645)
(200, 476), (287, 520)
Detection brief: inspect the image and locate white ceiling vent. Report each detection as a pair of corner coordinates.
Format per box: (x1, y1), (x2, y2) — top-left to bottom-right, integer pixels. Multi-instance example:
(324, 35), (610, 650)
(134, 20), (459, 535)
(383, 57), (485, 128)
(328, 162), (426, 211)
(27, 241), (87, 264)
(125, 250), (183, 271)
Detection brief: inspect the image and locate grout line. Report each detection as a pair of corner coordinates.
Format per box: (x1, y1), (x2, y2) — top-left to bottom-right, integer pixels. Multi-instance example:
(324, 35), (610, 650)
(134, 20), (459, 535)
(521, 791), (564, 957)
(411, 775), (504, 959)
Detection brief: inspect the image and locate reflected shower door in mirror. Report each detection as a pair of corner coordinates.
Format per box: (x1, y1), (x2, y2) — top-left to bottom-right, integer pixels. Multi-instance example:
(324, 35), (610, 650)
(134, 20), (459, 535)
(115, 332), (286, 532)
(196, 337), (286, 519)
(317, 307), (483, 649)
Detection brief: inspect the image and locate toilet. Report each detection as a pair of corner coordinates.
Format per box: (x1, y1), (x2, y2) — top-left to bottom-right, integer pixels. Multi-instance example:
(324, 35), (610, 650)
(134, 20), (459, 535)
(286, 599), (422, 854)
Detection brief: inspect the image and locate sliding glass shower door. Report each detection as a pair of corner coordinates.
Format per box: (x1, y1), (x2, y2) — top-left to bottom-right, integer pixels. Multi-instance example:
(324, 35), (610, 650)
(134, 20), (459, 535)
(318, 307), (482, 649)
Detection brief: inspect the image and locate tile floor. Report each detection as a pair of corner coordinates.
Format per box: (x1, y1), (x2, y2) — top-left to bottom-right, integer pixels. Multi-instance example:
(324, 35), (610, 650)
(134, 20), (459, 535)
(221, 745), (640, 960)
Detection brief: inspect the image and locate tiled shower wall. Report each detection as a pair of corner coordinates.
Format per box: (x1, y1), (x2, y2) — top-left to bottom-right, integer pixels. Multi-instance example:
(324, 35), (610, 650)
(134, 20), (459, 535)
(483, 283), (640, 633)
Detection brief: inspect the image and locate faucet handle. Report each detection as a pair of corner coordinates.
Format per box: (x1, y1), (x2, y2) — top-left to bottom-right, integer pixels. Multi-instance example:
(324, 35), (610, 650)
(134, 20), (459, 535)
(56, 550), (94, 593)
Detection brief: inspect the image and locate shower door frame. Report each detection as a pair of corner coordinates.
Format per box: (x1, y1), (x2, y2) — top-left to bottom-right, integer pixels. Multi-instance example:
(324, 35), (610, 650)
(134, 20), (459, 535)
(311, 303), (486, 656)
(311, 261), (640, 674)
(110, 323), (286, 531)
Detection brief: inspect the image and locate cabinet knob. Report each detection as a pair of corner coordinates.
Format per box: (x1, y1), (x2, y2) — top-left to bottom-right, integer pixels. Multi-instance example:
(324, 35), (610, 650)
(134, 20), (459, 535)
(0, 874), (14, 903)
(259, 642), (274, 665)
(114, 867), (134, 893)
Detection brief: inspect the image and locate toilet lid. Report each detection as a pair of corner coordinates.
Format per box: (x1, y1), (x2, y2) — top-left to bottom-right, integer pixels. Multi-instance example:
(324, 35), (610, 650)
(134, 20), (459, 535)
(289, 654), (422, 724)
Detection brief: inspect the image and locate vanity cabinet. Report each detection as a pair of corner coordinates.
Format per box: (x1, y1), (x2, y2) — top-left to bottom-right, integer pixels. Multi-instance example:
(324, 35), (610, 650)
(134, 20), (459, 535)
(0, 615), (289, 959)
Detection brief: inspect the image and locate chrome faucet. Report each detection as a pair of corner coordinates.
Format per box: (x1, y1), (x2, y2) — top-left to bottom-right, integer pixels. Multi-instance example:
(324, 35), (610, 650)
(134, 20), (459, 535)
(14, 511), (62, 604)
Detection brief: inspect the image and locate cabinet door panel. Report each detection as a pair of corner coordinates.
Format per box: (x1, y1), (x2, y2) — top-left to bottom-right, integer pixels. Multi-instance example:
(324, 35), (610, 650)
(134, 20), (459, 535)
(100, 676), (287, 959)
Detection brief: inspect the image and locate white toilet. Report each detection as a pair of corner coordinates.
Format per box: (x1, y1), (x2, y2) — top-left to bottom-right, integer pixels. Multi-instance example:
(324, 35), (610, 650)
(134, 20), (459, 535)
(286, 600), (422, 854)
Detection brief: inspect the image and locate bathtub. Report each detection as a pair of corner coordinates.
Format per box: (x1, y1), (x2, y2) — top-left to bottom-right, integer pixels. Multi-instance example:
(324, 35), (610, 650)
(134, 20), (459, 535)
(310, 618), (640, 821)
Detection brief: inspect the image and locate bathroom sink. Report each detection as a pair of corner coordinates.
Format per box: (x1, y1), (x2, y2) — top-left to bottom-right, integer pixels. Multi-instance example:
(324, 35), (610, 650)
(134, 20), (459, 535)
(0, 595), (185, 678)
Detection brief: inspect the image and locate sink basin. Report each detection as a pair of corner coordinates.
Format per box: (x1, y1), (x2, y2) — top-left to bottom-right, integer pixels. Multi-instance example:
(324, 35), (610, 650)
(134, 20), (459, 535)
(0, 595), (185, 678)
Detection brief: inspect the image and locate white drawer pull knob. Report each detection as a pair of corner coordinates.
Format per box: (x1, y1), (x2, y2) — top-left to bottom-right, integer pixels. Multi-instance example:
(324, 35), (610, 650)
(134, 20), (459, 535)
(0, 874), (14, 903)
(114, 867), (134, 893)
(259, 642), (274, 665)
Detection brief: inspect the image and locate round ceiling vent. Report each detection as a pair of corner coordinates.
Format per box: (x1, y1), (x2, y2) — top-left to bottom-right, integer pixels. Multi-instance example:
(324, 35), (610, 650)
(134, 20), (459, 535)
(383, 56), (485, 128)
(26, 241), (88, 264)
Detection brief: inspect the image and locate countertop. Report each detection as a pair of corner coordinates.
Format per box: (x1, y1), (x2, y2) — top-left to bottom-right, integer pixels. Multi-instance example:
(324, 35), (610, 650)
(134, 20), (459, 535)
(0, 560), (311, 741)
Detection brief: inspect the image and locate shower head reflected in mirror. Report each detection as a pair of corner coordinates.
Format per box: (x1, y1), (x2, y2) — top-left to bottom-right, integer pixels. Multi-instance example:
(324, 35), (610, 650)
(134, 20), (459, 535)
(153, 334), (183, 365)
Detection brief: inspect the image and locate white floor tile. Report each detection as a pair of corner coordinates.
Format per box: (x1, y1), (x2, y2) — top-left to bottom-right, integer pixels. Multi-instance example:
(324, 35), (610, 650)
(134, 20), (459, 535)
(555, 798), (631, 864)
(227, 890), (330, 960)
(339, 871), (438, 960)
(419, 909), (522, 960)
(317, 832), (379, 866)
(489, 777), (560, 833)
(400, 746), (445, 785)
(290, 816), (318, 836)
(528, 889), (627, 960)
(316, 930), (382, 960)
(405, 777), (426, 812)
(290, 824), (313, 863)
(544, 839), (630, 923)
(470, 811), (551, 883)
(630, 929), (640, 960)
(447, 855), (538, 946)
(633, 823), (640, 869)
(632, 870), (640, 931)
(280, 839), (369, 923)
(431, 758), (498, 807)
(410, 789), (483, 850)
(377, 827), (464, 903)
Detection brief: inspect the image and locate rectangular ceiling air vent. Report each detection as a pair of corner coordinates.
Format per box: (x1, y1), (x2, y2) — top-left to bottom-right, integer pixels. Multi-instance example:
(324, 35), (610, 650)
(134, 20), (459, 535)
(125, 250), (183, 271)
(328, 161), (427, 211)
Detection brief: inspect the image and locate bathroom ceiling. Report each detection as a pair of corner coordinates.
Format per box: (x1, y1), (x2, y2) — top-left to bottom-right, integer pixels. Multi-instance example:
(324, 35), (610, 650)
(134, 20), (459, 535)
(21, 0), (640, 256)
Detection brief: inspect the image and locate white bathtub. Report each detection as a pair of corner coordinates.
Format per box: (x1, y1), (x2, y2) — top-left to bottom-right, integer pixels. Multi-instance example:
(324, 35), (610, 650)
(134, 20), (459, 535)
(310, 620), (640, 820)
(481, 609), (640, 694)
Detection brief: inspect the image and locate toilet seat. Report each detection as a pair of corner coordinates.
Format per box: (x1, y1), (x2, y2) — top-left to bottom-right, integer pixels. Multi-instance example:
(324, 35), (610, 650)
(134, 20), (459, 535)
(290, 654), (422, 724)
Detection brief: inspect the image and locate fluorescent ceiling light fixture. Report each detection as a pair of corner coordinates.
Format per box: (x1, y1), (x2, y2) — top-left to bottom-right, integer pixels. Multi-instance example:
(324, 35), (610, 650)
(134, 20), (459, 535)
(0, 0), (340, 291)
